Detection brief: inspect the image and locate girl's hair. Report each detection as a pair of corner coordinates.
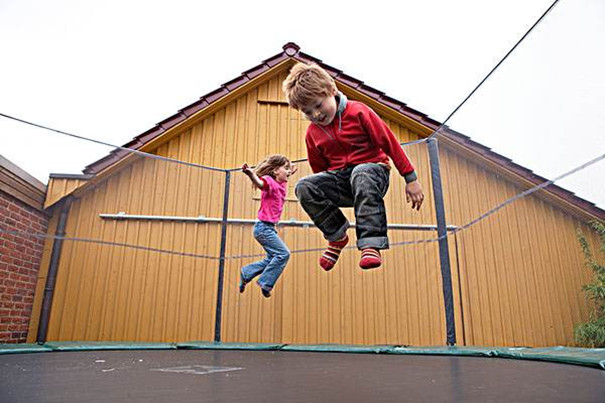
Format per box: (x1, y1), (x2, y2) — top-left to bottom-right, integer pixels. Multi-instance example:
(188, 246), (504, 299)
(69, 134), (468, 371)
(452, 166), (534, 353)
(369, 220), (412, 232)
(282, 62), (337, 110)
(255, 154), (291, 179)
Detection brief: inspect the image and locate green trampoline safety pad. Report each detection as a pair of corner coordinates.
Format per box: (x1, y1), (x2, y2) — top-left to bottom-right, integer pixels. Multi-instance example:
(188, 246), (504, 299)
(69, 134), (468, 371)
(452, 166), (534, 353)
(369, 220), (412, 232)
(496, 346), (605, 369)
(281, 344), (394, 354)
(43, 341), (176, 351)
(1, 342), (604, 369)
(390, 346), (497, 356)
(177, 341), (285, 350)
(0, 343), (52, 354)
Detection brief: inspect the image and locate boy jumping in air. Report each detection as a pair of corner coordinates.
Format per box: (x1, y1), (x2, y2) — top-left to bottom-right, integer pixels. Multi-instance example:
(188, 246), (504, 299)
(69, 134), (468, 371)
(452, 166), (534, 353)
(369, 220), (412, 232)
(283, 62), (424, 270)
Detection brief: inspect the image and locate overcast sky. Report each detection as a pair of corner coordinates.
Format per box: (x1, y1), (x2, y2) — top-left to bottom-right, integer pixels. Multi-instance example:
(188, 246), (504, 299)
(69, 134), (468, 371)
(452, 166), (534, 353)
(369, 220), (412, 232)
(1, 0), (603, 209)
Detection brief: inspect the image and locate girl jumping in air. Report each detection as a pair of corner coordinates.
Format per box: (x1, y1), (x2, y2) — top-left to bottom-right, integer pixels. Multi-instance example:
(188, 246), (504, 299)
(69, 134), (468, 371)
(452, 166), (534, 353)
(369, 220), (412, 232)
(239, 155), (297, 298)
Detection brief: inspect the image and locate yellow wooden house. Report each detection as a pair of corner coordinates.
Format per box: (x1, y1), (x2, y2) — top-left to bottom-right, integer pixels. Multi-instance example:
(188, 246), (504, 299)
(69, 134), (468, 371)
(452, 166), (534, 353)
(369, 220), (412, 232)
(28, 43), (604, 347)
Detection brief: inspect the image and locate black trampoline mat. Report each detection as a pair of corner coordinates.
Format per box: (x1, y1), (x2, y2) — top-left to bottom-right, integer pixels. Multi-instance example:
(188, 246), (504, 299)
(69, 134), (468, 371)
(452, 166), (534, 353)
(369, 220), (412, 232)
(1, 349), (604, 402)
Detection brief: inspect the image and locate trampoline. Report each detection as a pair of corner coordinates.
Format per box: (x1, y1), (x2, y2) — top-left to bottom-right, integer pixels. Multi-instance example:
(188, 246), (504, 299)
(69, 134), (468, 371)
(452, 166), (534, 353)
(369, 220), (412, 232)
(2, 343), (604, 402)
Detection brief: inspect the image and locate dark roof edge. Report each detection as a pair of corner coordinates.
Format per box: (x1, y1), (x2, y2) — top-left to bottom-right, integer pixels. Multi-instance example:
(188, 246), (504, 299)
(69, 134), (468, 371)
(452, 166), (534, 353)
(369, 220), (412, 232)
(0, 154), (46, 192)
(82, 45), (294, 175)
(441, 130), (604, 220)
(49, 173), (94, 180)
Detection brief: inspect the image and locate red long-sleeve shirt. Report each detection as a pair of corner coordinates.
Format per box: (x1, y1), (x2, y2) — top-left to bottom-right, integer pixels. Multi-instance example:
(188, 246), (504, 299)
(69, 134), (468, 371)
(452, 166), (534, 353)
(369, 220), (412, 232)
(305, 100), (417, 182)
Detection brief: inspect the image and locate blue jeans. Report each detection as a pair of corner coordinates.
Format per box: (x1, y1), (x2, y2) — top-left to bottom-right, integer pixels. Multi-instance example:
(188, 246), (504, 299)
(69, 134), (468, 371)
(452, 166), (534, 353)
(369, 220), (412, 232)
(241, 221), (291, 291)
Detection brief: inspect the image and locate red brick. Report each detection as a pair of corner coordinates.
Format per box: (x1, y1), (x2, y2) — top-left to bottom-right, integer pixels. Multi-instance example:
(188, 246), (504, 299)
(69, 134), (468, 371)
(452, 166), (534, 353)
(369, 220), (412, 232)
(14, 288), (28, 296)
(1, 194), (45, 343)
(21, 275), (34, 283)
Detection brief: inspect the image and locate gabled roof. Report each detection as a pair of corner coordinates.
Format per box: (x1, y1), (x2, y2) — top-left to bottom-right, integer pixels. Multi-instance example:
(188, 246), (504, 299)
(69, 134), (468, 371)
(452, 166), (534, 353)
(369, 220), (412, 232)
(83, 42), (442, 175)
(77, 42), (603, 220)
(1, 154), (47, 211)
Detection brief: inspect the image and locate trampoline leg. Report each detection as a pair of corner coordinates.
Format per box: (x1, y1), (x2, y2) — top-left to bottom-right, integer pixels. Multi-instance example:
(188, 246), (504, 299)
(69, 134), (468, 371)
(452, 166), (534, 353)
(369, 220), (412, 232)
(428, 137), (456, 346)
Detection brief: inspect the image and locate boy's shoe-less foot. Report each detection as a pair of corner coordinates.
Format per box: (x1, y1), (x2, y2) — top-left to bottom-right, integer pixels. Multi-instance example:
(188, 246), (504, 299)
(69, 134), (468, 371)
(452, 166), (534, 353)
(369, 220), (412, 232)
(359, 248), (382, 269)
(319, 235), (349, 271)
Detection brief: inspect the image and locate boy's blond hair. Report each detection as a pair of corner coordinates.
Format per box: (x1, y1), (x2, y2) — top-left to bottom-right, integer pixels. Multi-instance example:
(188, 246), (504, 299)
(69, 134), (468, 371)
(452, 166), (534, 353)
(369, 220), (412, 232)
(282, 63), (337, 110)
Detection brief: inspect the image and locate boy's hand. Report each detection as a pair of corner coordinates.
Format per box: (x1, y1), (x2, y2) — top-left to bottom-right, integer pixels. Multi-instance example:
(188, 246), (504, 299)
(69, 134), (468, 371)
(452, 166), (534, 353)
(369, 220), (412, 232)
(405, 180), (424, 211)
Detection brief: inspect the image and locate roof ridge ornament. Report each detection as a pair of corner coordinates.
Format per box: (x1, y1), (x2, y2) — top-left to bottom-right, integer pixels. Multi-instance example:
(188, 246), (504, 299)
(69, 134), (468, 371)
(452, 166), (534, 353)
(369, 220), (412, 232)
(282, 42), (300, 56)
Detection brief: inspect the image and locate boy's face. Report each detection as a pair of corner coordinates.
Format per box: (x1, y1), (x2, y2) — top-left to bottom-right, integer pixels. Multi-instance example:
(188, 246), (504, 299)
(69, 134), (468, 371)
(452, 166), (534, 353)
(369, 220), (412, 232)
(300, 89), (337, 126)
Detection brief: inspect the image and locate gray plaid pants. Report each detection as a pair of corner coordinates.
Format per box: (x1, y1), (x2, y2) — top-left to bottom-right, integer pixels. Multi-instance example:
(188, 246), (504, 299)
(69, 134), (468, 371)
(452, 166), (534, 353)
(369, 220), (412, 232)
(295, 163), (390, 250)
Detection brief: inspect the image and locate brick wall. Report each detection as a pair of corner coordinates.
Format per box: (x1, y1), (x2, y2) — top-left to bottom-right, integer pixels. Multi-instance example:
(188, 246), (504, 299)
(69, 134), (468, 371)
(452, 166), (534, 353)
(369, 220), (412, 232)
(0, 191), (49, 343)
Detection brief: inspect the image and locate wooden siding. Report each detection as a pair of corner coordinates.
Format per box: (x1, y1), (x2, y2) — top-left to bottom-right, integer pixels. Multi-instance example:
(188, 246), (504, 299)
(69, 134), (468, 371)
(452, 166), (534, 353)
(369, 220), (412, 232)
(29, 68), (601, 346)
(45, 177), (89, 209)
(439, 145), (598, 346)
(38, 157), (226, 342)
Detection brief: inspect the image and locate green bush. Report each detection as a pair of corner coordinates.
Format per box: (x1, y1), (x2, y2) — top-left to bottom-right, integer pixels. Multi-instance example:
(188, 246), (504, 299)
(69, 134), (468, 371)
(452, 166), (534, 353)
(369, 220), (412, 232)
(574, 220), (605, 347)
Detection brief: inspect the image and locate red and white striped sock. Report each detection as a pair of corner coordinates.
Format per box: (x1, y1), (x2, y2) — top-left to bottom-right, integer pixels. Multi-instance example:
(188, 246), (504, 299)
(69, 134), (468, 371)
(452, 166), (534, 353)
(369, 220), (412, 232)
(359, 248), (382, 269)
(319, 235), (349, 271)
